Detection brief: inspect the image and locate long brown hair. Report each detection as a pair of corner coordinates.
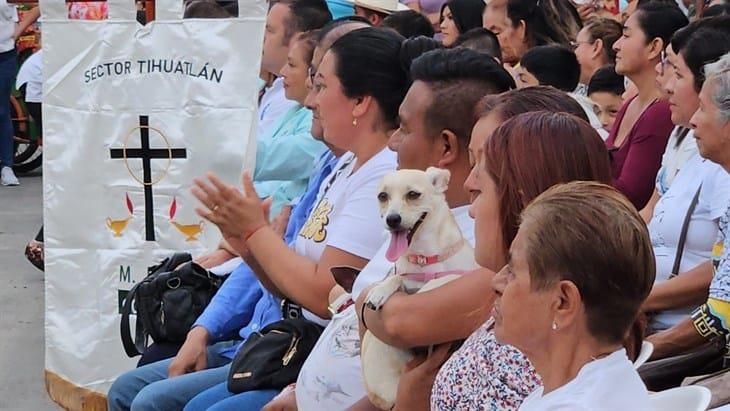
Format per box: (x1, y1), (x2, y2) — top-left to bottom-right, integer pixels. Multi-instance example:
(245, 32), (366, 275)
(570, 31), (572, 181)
(483, 111), (612, 251)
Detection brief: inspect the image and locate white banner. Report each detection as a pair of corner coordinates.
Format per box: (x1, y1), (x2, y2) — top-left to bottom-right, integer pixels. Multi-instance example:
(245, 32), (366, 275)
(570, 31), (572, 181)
(41, 0), (265, 396)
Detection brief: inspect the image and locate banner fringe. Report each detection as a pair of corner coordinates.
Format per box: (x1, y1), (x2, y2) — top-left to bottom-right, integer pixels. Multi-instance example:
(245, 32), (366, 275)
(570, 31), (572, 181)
(45, 370), (108, 411)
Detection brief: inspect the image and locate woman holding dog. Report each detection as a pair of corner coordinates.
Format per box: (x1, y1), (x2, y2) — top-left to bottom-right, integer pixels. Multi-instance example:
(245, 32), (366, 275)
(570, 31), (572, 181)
(193, 27), (415, 326)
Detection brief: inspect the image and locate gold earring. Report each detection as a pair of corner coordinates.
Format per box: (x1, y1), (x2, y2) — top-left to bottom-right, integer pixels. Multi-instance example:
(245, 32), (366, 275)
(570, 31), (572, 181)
(352, 118), (358, 127)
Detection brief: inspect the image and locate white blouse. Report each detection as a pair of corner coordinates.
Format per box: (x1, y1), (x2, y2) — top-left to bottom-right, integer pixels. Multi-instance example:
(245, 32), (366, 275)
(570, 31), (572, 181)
(519, 349), (651, 411)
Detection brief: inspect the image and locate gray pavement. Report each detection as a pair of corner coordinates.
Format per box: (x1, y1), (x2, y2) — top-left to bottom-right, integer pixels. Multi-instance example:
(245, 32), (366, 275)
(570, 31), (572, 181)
(0, 173), (59, 411)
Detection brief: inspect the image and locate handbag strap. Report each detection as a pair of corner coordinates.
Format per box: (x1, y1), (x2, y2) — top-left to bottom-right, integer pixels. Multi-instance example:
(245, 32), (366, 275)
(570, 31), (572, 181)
(670, 184), (703, 278)
(120, 281), (147, 357)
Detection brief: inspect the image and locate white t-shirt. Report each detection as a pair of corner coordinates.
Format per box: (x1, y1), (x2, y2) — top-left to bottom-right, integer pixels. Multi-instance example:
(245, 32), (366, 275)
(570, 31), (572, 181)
(656, 127), (698, 196)
(649, 153), (730, 330)
(257, 77), (297, 140)
(296, 207), (475, 411)
(16, 49), (42, 103)
(0, 1), (17, 53)
(294, 148), (398, 325)
(518, 349), (651, 411)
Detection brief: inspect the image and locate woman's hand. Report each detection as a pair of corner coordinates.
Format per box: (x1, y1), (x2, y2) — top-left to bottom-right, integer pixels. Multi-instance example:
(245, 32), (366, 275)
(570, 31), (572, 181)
(574, 3), (597, 21)
(262, 384), (297, 411)
(393, 343), (453, 411)
(192, 171), (268, 239)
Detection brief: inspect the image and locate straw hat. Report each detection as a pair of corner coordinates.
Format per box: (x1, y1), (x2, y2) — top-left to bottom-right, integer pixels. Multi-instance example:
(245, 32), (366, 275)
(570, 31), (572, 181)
(348, 0), (410, 14)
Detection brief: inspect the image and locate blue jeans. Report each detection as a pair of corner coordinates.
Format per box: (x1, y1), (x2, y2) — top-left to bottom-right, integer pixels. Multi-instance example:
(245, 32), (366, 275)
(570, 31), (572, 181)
(184, 383), (279, 411)
(0, 49), (17, 168)
(107, 341), (236, 411)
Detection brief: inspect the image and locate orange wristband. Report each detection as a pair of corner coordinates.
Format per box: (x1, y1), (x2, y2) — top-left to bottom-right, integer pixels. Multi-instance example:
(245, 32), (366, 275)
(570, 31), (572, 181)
(244, 224), (267, 242)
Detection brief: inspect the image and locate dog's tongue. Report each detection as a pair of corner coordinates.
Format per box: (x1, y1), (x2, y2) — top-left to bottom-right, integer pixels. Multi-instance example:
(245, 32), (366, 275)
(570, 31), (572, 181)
(386, 231), (409, 262)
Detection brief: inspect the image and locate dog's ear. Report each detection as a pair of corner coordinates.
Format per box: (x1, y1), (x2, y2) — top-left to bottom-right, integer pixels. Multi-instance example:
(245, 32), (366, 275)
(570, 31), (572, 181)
(330, 265), (361, 294)
(426, 167), (450, 194)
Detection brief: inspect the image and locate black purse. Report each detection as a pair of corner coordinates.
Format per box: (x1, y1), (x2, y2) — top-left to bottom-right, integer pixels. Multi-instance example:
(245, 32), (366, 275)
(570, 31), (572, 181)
(639, 337), (725, 391)
(120, 253), (226, 357)
(227, 311), (324, 393)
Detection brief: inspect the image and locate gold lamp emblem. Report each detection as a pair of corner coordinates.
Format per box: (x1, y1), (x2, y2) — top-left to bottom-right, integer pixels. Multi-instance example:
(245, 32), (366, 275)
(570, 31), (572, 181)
(169, 197), (204, 242)
(107, 193), (134, 237)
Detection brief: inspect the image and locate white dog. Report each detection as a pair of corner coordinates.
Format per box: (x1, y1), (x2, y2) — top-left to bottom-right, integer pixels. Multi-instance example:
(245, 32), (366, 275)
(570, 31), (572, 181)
(361, 167), (478, 410)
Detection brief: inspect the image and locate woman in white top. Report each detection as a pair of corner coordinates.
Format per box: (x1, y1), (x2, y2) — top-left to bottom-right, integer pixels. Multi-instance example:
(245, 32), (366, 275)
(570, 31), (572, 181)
(491, 181), (653, 411)
(192, 27), (406, 325)
(641, 23), (730, 331)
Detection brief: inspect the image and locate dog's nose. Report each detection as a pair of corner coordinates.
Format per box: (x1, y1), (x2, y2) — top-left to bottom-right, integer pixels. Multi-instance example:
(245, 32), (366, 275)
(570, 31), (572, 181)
(386, 214), (401, 229)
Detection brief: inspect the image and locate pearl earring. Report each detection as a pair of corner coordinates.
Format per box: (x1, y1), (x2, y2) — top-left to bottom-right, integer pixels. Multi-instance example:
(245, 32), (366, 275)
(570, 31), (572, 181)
(551, 322), (558, 331)
(352, 118), (358, 127)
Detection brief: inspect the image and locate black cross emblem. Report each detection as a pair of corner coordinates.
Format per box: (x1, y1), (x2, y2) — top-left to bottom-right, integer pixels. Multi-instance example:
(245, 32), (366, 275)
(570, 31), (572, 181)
(110, 115), (187, 241)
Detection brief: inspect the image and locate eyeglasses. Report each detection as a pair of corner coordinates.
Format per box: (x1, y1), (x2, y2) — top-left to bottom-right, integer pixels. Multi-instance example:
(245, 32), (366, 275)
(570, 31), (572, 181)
(570, 40), (593, 50)
(308, 66), (317, 85)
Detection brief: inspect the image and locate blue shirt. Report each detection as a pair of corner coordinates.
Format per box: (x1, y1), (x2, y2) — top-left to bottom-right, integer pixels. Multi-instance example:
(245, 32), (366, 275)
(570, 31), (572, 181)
(254, 104), (326, 218)
(194, 149), (341, 359)
(326, 0), (354, 18)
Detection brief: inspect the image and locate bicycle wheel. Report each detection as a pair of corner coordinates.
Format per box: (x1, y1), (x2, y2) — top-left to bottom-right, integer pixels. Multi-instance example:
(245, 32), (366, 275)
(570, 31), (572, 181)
(10, 94), (41, 173)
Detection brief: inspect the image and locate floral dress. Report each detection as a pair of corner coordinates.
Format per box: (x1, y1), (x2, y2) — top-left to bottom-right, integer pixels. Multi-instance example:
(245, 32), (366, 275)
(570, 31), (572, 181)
(68, 2), (108, 20)
(431, 320), (541, 411)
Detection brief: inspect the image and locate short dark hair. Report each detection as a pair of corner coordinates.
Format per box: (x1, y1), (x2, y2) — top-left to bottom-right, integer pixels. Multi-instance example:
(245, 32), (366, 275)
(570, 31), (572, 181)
(670, 15), (730, 54)
(634, 2), (688, 48)
(681, 26), (730, 91)
(452, 28), (502, 62)
(587, 65), (625, 96)
(583, 18), (622, 64)
(410, 48), (516, 145)
(278, 0), (333, 43)
(184, 0), (232, 18)
(477, 86), (589, 123)
(520, 45), (580, 92)
(382, 10), (435, 39)
(330, 28), (410, 129)
(704, 3), (730, 16)
(399, 36), (443, 74)
(522, 181), (654, 345)
(441, 0), (485, 35)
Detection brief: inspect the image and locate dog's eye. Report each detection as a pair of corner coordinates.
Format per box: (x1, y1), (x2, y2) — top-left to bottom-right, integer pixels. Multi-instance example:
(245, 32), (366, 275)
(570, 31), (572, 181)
(378, 192), (389, 202)
(406, 191), (421, 200)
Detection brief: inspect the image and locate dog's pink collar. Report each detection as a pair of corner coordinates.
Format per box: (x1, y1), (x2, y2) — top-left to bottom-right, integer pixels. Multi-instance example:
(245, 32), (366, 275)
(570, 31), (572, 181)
(406, 239), (466, 267)
(399, 270), (466, 282)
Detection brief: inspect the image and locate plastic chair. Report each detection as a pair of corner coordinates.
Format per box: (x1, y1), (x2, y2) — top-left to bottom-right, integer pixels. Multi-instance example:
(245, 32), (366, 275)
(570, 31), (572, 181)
(635, 341), (654, 369)
(649, 386), (712, 411)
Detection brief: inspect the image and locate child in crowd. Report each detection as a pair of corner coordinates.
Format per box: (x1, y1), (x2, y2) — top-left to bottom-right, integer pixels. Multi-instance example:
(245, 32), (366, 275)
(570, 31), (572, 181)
(588, 65), (625, 134)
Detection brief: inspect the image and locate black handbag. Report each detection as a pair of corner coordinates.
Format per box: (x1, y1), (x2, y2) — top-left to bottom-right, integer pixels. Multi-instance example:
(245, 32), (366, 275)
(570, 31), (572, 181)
(227, 317), (324, 393)
(120, 253), (226, 357)
(639, 337), (725, 391)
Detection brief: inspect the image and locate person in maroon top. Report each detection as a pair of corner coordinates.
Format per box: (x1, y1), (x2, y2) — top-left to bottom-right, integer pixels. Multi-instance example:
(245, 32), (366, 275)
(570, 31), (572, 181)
(607, 2), (687, 209)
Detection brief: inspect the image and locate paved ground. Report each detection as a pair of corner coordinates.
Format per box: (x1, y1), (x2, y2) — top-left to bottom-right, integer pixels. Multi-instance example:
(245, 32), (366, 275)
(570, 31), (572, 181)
(0, 173), (59, 410)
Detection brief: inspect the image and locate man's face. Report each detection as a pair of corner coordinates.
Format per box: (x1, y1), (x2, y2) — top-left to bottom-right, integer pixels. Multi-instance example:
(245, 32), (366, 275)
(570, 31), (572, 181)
(388, 81), (442, 171)
(262, 3), (292, 76)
